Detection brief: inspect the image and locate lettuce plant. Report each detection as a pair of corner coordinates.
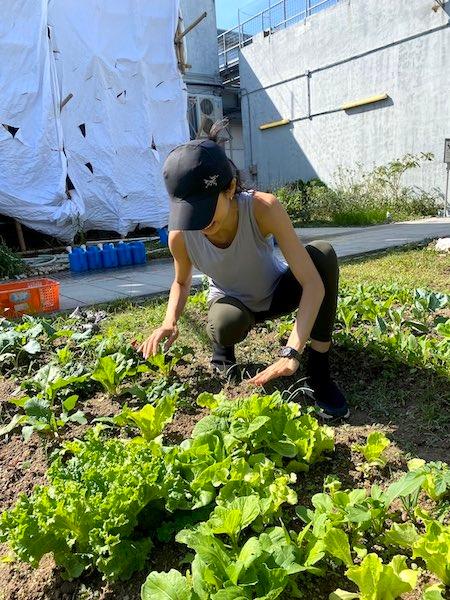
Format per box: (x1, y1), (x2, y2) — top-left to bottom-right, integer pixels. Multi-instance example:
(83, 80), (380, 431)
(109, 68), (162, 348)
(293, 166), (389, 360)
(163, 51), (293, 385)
(0, 428), (167, 580)
(412, 520), (450, 585)
(330, 554), (418, 600)
(352, 432), (391, 473)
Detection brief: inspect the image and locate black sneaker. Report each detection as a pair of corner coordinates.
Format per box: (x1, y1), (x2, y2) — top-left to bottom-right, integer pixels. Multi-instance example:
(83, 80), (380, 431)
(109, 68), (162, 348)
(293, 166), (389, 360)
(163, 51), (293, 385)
(306, 347), (350, 420)
(313, 379), (350, 420)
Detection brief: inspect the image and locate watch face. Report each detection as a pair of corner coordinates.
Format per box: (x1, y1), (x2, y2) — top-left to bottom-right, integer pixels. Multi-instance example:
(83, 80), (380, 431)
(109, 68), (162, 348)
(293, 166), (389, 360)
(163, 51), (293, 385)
(280, 347), (291, 358)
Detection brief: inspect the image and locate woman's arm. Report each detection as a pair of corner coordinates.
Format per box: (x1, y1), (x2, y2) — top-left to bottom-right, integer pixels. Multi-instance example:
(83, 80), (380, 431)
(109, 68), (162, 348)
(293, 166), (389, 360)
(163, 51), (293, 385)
(139, 230), (193, 358)
(164, 231), (193, 327)
(248, 192), (325, 384)
(255, 191), (325, 352)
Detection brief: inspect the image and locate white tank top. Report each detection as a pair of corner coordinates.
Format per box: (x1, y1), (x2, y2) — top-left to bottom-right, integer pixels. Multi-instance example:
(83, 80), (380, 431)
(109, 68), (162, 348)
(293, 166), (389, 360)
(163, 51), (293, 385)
(183, 191), (287, 312)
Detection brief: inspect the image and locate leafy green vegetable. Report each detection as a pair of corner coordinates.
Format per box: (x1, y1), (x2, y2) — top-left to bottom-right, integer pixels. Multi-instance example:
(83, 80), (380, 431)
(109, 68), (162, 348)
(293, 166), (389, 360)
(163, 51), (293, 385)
(174, 524), (317, 599)
(113, 393), (177, 441)
(91, 355), (128, 394)
(0, 429), (166, 580)
(1, 389), (335, 582)
(145, 346), (193, 378)
(335, 284), (450, 373)
(330, 554), (418, 600)
(297, 483), (389, 538)
(422, 583), (446, 600)
(195, 392), (334, 471)
(352, 432), (390, 472)
(407, 459), (450, 502)
(382, 523), (420, 549)
(141, 569), (193, 600)
(323, 528), (353, 567)
(0, 361), (89, 439)
(412, 520), (450, 585)
(207, 495), (260, 548)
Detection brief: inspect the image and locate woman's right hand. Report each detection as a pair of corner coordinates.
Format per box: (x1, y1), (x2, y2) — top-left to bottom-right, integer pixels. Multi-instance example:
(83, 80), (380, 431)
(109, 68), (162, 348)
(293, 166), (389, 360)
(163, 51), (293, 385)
(138, 324), (179, 359)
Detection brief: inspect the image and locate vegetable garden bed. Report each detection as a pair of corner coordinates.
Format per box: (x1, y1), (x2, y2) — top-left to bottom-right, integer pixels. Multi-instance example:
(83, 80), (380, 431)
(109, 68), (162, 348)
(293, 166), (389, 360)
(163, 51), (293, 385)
(0, 244), (448, 600)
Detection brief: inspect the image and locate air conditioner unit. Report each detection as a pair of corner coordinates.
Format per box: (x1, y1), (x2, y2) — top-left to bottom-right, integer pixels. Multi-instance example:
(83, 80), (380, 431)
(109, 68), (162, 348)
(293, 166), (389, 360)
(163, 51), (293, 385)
(194, 94), (223, 138)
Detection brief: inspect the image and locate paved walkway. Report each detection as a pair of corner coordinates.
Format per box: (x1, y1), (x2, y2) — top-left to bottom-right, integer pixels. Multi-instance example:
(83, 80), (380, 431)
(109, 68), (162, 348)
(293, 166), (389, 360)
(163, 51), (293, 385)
(57, 217), (450, 311)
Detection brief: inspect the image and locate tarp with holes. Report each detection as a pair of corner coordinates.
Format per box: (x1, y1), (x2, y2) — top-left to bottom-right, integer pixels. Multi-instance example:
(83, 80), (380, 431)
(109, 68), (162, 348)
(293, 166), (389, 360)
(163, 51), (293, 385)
(0, 0), (188, 241)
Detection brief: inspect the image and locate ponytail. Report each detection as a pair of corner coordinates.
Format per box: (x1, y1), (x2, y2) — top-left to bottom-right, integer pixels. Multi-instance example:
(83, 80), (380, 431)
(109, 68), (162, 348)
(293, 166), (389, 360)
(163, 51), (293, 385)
(201, 118), (245, 194)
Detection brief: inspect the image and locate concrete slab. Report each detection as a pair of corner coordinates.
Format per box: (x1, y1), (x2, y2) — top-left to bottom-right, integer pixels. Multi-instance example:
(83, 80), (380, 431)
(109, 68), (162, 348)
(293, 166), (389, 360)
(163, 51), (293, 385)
(58, 285), (129, 305)
(59, 296), (86, 311)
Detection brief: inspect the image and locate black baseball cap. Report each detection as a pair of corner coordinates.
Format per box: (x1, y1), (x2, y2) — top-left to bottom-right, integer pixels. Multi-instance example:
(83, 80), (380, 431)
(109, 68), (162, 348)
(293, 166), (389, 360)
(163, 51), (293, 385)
(164, 139), (233, 231)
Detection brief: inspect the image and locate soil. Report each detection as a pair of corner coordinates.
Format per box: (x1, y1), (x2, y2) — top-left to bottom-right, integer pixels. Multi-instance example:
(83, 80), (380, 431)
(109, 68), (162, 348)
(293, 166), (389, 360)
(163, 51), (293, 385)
(0, 305), (448, 599)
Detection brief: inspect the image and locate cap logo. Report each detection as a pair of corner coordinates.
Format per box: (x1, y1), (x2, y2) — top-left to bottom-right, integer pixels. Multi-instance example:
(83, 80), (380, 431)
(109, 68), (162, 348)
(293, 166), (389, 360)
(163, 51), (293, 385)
(204, 174), (219, 188)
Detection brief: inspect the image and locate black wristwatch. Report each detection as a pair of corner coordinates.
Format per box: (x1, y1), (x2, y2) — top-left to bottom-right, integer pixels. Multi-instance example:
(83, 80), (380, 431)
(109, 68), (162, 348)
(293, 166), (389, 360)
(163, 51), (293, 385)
(278, 346), (302, 363)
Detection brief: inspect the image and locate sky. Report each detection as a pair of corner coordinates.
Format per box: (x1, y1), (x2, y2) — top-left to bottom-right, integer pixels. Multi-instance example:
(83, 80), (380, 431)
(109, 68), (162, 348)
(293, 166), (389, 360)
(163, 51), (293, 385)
(215, 0), (269, 31)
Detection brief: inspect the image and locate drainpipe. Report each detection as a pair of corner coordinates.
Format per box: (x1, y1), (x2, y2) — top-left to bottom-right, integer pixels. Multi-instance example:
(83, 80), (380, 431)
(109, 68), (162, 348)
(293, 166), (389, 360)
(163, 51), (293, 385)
(306, 70), (312, 119)
(239, 87), (255, 179)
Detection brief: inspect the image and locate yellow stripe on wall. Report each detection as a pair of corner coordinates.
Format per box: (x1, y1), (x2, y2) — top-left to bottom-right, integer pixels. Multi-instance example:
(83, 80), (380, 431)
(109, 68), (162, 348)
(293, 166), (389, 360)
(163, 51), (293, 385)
(259, 118), (291, 130)
(341, 93), (389, 110)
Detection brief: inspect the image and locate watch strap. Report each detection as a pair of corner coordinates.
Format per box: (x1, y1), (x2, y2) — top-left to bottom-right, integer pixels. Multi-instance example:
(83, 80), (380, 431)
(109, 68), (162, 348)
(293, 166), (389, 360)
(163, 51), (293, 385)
(279, 346), (302, 363)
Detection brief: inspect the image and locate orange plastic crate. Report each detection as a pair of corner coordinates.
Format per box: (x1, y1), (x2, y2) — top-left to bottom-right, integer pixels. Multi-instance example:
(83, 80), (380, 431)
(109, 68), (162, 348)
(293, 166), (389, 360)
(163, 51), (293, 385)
(0, 278), (60, 318)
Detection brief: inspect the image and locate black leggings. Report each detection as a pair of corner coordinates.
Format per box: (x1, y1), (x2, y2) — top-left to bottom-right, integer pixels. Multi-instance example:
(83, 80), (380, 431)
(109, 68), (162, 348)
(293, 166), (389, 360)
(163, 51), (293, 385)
(206, 240), (339, 362)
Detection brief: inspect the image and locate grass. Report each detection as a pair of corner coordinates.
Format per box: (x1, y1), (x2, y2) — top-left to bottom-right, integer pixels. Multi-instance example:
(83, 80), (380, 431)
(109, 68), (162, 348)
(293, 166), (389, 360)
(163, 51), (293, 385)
(107, 242), (450, 340)
(340, 241), (450, 293)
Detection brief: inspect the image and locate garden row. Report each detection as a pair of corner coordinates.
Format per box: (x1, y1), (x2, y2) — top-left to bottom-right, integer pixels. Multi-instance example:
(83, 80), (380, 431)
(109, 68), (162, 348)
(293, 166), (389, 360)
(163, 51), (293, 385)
(0, 280), (448, 599)
(1, 387), (449, 599)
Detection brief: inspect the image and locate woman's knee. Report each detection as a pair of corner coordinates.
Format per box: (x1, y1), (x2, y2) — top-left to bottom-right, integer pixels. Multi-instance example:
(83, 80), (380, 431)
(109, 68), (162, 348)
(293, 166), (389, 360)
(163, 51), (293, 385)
(207, 298), (254, 346)
(306, 240), (338, 278)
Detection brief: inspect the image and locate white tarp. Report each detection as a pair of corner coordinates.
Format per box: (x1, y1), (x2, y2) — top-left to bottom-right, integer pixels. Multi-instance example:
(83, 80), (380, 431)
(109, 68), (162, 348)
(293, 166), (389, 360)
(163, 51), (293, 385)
(0, 0), (81, 239)
(0, 0), (188, 240)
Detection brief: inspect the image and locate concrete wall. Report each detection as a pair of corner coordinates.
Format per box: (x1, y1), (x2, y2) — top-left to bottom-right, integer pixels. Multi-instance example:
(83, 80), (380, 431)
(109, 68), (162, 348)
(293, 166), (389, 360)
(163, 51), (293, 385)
(240, 0), (450, 194)
(180, 0), (221, 86)
(224, 121), (245, 170)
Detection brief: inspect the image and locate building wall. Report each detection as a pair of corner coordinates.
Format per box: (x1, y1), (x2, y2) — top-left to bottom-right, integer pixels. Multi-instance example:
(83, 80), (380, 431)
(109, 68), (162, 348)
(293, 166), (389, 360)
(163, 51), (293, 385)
(180, 0), (221, 86)
(179, 0), (223, 140)
(240, 0), (450, 193)
(224, 121), (245, 171)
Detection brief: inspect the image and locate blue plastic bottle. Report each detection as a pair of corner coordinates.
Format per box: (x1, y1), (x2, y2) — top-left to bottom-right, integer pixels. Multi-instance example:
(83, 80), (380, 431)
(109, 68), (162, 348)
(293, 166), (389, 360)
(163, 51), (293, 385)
(68, 246), (88, 273)
(102, 243), (118, 268)
(78, 246), (88, 272)
(157, 227), (169, 247)
(130, 241), (147, 265)
(117, 241), (132, 266)
(68, 246), (81, 273)
(87, 246), (102, 270)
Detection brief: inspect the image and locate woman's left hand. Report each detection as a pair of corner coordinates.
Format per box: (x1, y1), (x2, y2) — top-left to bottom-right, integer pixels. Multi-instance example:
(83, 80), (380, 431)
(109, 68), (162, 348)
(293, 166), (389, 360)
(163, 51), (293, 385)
(248, 357), (300, 386)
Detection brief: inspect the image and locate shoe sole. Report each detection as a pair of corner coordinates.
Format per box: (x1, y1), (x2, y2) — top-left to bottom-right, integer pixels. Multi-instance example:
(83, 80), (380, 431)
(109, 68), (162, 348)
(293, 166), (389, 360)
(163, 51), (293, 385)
(316, 406), (351, 420)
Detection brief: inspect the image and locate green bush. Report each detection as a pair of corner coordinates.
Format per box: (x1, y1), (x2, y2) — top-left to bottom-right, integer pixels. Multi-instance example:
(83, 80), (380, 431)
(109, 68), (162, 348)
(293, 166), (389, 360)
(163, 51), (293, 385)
(0, 241), (26, 279)
(276, 153), (442, 226)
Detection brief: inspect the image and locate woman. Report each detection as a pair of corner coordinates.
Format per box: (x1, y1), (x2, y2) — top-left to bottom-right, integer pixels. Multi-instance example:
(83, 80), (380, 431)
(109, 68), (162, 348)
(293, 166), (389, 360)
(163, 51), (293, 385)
(139, 132), (349, 419)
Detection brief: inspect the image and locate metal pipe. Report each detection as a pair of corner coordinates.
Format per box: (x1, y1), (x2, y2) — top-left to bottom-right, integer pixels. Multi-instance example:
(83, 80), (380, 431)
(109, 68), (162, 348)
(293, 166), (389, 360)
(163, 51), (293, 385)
(306, 70), (312, 119)
(241, 21), (449, 97)
(238, 9), (242, 47)
(239, 87), (254, 170)
(183, 80), (224, 88)
(444, 165), (449, 217)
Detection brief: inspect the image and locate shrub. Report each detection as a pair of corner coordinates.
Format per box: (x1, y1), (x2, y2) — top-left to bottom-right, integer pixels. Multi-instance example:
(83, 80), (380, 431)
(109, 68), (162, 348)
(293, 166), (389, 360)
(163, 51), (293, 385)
(276, 153), (442, 226)
(0, 241), (26, 279)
